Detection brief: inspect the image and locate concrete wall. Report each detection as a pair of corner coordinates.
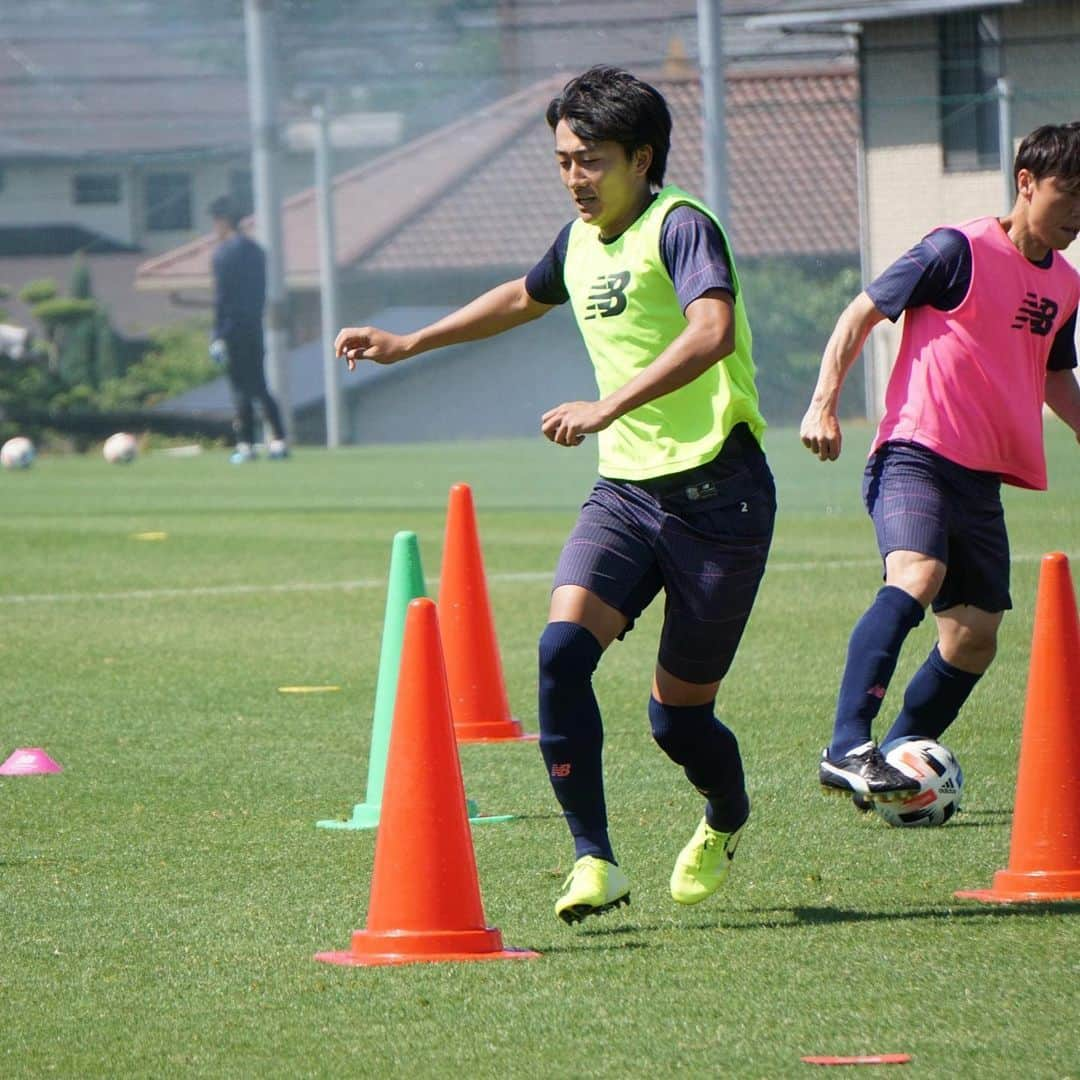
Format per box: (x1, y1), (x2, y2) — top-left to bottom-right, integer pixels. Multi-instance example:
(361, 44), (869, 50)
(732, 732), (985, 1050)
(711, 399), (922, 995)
(860, 4), (1080, 415)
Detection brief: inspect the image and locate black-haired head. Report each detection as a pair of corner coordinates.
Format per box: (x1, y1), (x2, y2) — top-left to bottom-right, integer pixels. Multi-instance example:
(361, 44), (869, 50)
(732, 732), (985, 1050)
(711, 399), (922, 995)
(1014, 122), (1080, 189)
(546, 66), (672, 187)
(209, 195), (242, 227)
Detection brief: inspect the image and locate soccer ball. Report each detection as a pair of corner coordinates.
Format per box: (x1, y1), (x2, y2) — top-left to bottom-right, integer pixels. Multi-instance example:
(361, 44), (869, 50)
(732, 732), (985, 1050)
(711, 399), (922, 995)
(873, 738), (963, 827)
(103, 432), (138, 464)
(1, 436), (35, 470)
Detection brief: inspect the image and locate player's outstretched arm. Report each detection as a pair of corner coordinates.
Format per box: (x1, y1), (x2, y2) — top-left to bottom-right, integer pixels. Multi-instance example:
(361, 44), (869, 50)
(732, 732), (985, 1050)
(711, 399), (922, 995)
(542, 289), (734, 447)
(1044, 368), (1080, 445)
(800, 291), (886, 461)
(335, 277), (551, 370)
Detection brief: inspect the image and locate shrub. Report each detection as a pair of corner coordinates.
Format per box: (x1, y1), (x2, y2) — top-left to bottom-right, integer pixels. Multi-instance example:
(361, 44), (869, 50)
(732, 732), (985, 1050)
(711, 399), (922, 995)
(19, 278), (59, 306)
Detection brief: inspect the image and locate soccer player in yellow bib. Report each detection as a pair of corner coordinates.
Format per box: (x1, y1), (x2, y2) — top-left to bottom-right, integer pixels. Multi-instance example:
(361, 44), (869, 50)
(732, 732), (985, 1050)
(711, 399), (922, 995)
(336, 67), (776, 924)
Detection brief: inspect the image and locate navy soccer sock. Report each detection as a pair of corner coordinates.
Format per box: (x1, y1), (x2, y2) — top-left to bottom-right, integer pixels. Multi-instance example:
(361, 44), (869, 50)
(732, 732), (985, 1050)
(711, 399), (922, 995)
(830, 585), (926, 758)
(882, 644), (982, 746)
(648, 697), (749, 834)
(537, 621), (612, 863)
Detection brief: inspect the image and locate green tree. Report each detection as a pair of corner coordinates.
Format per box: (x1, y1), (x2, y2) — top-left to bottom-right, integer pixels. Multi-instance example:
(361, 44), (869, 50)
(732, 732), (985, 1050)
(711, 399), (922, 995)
(30, 297), (99, 383)
(0, 349), (66, 442)
(69, 254), (93, 300)
(19, 279), (58, 306)
(740, 260), (863, 423)
(95, 310), (121, 383)
(96, 322), (218, 411)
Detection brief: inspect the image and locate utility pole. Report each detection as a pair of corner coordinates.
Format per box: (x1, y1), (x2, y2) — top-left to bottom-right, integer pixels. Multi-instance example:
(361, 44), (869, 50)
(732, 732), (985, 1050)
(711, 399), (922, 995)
(997, 77), (1014, 214)
(697, 0), (728, 224)
(314, 97), (343, 448)
(243, 0), (292, 438)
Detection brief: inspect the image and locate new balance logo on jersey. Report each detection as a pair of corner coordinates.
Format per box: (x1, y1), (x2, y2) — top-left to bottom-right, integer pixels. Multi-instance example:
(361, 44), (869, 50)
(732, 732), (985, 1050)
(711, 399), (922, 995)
(583, 270), (630, 319)
(1011, 292), (1059, 336)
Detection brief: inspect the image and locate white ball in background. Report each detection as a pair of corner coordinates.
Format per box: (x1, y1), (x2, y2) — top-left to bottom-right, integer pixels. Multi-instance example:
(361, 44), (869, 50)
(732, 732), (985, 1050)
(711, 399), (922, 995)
(1, 436), (36, 470)
(103, 432), (138, 465)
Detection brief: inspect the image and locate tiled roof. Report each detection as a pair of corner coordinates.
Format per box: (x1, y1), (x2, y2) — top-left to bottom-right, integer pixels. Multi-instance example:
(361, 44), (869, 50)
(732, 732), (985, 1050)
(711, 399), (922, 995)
(136, 62), (858, 293)
(0, 39), (251, 159)
(475, 0), (857, 74)
(136, 79), (562, 291)
(366, 65), (860, 271)
(745, 0), (1022, 30)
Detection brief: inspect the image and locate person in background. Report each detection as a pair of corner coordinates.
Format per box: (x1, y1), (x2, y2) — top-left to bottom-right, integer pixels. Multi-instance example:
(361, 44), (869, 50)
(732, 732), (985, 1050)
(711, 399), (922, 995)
(209, 196), (288, 463)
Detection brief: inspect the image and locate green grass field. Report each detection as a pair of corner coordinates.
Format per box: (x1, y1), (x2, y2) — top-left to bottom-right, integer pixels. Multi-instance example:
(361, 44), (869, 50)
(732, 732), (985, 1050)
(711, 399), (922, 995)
(2, 424), (1079, 1078)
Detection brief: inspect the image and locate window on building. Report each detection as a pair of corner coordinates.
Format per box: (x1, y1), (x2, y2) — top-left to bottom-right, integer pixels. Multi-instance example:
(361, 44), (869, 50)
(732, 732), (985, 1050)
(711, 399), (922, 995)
(145, 171), (192, 231)
(229, 168), (254, 218)
(939, 11), (1002, 170)
(74, 172), (122, 205)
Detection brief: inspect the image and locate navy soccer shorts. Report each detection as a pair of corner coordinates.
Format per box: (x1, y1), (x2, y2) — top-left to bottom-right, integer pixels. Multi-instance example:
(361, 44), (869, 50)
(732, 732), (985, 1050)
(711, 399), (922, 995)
(862, 440), (1012, 614)
(553, 440), (776, 685)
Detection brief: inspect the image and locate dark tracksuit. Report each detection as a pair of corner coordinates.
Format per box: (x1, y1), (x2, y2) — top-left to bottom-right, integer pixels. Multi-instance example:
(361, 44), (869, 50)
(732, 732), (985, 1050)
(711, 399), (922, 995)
(212, 232), (285, 445)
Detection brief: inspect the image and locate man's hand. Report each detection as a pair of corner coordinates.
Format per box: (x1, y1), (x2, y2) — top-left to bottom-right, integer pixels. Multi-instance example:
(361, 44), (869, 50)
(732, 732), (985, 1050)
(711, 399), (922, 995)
(800, 400), (843, 461)
(334, 326), (411, 370)
(541, 400), (612, 447)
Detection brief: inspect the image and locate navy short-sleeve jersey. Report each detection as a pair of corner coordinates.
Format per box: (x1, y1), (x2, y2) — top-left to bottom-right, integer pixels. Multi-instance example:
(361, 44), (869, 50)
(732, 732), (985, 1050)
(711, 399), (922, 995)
(867, 227), (1077, 371)
(525, 202), (736, 313)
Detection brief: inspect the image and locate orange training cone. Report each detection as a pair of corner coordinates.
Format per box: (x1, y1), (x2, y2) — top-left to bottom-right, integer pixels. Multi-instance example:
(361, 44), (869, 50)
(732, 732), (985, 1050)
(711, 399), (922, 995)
(956, 552), (1080, 903)
(315, 598), (539, 966)
(439, 483), (537, 743)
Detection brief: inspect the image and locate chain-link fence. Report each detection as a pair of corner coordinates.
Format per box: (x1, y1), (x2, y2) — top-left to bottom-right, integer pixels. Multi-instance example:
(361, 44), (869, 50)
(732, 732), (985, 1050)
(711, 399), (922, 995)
(2, 2), (1077, 445)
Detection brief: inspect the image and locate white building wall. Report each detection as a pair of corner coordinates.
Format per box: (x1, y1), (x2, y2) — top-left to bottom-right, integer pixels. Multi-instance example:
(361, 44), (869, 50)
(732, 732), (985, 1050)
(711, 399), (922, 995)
(0, 151), (327, 257)
(860, 7), (1080, 417)
(1002, 1), (1080, 142)
(0, 162), (135, 243)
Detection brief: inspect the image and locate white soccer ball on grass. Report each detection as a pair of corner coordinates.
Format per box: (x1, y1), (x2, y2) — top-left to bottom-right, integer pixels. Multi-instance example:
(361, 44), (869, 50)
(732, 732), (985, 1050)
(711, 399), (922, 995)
(873, 738), (963, 827)
(103, 432), (138, 465)
(1, 435), (35, 470)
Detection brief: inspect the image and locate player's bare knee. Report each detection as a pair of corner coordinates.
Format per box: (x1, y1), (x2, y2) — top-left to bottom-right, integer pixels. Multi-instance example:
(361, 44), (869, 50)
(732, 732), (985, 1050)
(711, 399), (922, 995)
(940, 626), (998, 673)
(652, 665), (719, 707)
(885, 555), (944, 607)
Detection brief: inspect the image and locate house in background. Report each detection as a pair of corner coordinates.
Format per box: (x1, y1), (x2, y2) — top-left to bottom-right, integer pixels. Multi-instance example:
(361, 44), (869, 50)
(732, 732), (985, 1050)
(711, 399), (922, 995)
(142, 56), (860, 444)
(0, 38), (264, 259)
(750, 0), (1080, 412)
(0, 31), (402, 339)
(481, 0), (854, 86)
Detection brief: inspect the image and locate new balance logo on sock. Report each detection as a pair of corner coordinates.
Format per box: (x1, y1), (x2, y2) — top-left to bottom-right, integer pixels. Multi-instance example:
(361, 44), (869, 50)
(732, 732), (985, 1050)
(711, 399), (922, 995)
(551, 763), (572, 778)
(867, 684), (887, 699)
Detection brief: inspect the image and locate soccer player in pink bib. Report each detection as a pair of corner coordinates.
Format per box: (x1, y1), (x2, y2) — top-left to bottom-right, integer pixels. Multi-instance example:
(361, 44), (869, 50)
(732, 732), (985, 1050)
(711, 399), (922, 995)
(801, 122), (1080, 802)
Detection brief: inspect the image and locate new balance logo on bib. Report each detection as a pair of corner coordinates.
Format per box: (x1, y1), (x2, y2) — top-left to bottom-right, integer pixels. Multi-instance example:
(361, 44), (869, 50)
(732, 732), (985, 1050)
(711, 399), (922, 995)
(584, 271), (630, 319)
(1011, 291), (1059, 335)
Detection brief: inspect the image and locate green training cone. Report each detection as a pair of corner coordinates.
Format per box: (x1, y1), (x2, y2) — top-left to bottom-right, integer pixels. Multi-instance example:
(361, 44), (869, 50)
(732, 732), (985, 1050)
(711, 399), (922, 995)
(317, 531), (513, 829)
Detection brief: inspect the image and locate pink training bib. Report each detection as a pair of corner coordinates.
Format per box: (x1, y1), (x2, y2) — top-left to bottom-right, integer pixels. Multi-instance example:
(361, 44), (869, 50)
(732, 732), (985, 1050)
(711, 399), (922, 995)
(873, 216), (1080, 489)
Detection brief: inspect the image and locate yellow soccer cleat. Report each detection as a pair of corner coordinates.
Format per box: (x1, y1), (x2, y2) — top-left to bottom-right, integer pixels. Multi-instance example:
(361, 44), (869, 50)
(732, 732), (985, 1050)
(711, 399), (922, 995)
(555, 855), (631, 925)
(670, 818), (745, 905)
